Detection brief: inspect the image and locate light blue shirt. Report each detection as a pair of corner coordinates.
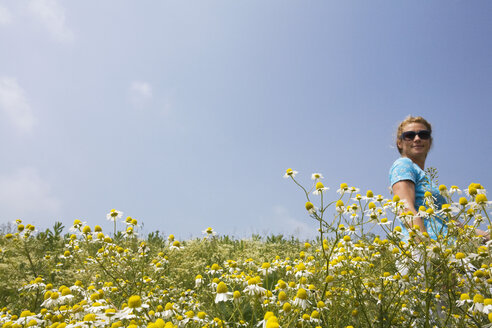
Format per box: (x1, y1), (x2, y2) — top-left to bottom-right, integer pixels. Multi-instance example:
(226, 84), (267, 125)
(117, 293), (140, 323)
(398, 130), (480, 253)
(389, 157), (448, 240)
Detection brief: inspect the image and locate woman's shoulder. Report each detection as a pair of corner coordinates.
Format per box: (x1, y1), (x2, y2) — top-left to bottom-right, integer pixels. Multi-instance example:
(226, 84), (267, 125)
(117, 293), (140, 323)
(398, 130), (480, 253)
(389, 157), (421, 185)
(390, 157), (415, 171)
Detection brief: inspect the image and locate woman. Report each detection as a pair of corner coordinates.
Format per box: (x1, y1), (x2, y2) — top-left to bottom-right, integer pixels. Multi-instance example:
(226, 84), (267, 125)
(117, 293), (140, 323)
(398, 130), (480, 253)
(389, 116), (488, 241)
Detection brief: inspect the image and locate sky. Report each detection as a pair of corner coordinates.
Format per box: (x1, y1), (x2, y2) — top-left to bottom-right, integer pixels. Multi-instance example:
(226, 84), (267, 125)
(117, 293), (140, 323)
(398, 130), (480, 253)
(0, 1), (491, 240)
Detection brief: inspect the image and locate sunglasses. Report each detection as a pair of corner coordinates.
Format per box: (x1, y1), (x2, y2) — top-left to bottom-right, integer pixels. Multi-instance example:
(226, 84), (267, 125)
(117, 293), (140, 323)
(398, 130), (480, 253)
(400, 130), (431, 141)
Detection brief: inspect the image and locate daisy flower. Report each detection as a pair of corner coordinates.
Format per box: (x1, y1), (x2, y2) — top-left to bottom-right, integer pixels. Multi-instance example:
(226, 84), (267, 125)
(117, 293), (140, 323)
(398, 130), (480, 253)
(348, 186), (360, 193)
(337, 183), (349, 194)
(215, 282), (233, 303)
(258, 262), (274, 275)
(162, 302), (176, 319)
(335, 200), (345, 213)
(482, 298), (492, 313)
(202, 227), (217, 236)
(257, 312), (279, 328)
(379, 218), (392, 226)
(456, 293), (473, 307)
(283, 168), (298, 178)
(312, 181), (329, 195)
(195, 275), (203, 288)
(449, 185), (462, 195)
(305, 202), (317, 214)
(292, 288), (310, 310)
(106, 209), (123, 222)
(243, 276), (266, 297)
(294, 262), (312, 278)
(469, 194), (492, 210)
(360, 190), (374, 200)
(167, 240), (183, 250)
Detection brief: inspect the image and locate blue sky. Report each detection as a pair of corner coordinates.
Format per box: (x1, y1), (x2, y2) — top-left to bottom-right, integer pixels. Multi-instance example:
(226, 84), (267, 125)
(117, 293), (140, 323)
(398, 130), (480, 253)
(0, 1), (491, 239)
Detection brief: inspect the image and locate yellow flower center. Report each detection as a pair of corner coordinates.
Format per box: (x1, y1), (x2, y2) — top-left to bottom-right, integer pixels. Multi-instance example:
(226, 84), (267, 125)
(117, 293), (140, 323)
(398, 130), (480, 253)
(455, 252), (466, 260)
(128, 295), (142, 308)
(296, 288), (307, 300)
(474, 294), (484, 304)
(476, 194), (487, 204)
(83, 313), (96, 322)
(216, 282), (228, 294)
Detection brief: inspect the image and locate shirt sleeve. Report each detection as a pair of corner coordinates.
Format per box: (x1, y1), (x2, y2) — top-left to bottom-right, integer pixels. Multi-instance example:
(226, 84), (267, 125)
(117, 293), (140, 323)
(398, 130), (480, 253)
(389, 158), (417, 187)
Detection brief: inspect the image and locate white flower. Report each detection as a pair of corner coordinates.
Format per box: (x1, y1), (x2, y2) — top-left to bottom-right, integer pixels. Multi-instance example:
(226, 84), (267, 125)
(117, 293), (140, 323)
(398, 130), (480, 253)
(311, 173), (324, 180)
(347, 225), (357, 235)
(215, 292), (233, 303)
(436, 204), (460, 216)
(244, 284), (266, 296)
(378, 218), (392, 226)
(449, 185), (462, 195)
(482, 299), (492, 313)
(215, 282), (233, 303)
(336, 183), (349, 194)
(19, 280), (46, 291)
(86, 301), (110, 313)
(169, 240), (183, 250)
(202, 227), (217, 236)
(348, 186), (360, 193)
(283, 168), (298, 178)
(312, 181), (329, 195)
(468, 198), (492, 210)
(456, 293), (473, 307)
(258, 262), (275, 275)
(161, 303), (176, 319)
(69, 220), (87, 232)
(292, 296), (309, 310)
(106, 209), (123, 222)
(294, 266), (312, 279)
(15, 313), (41, 327)
(195, 275), (203, 288)
(243, 278), (266, 297)
(469, 296), (485, 313)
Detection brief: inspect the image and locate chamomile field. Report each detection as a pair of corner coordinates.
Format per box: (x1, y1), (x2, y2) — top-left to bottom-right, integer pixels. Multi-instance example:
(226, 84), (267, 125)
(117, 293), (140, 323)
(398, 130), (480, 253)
(1, 171), (491, 328)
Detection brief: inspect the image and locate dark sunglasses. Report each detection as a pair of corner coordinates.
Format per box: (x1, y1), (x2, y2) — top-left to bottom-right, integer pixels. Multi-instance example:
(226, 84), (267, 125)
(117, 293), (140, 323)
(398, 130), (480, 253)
(400, 130), (431, 141)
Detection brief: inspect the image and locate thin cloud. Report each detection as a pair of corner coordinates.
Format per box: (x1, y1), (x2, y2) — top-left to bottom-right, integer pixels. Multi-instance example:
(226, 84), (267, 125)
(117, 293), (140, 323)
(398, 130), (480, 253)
(0, 168), (61, 223)
(27, 0), (74, 42)
(0, 5), (13, 25)
(129, 81), (153, 108)
(0, 77), (36, 133)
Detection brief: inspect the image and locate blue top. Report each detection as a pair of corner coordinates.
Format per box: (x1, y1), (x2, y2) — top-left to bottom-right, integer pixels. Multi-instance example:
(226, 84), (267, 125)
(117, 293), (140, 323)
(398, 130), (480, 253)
(389, 157), (447, 240)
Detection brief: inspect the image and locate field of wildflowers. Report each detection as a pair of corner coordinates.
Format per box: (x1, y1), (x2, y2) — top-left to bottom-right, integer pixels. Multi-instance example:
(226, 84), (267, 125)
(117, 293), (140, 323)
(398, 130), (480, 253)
(1, 169), (491, 328)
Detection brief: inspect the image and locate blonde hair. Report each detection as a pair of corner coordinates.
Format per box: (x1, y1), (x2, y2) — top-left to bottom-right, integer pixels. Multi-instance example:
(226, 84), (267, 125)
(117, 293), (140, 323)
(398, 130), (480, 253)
(395, 116), (433, 154)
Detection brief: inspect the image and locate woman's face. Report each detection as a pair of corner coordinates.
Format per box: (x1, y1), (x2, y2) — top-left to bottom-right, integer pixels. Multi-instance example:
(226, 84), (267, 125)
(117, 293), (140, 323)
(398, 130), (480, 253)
(397, 122), (432, 161)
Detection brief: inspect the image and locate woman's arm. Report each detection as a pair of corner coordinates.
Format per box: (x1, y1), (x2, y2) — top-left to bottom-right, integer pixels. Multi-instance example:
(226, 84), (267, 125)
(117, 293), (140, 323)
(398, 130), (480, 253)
(392, 180), (427, 233)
